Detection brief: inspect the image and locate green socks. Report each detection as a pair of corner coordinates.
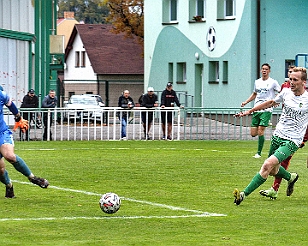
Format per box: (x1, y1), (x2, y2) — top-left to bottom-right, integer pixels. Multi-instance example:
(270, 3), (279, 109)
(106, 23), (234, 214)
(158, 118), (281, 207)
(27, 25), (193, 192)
(275, 165), (291, 181)
(242, 167), (291, 197)
(257, 135), (265, 155)
(244, 173), (266, 196)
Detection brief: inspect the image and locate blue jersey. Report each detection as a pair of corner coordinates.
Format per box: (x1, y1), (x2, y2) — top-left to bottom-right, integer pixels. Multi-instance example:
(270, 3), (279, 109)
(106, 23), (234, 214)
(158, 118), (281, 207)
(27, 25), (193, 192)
(0, 91), (12, 133)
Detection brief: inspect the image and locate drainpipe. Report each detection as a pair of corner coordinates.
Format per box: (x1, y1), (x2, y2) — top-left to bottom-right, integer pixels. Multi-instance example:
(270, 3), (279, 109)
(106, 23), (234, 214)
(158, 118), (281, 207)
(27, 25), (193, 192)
(28, 42), (33, 90)
(257, 0), (261, 78)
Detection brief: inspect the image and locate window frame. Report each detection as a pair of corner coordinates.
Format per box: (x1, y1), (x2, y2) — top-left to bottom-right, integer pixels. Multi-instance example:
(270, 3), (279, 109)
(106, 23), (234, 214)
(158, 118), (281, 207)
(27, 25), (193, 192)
(209, 61), (219, 84)
(75, 51), (80, 67)
(224, 0), (236, 19)
(168, 63), (174, 83)
(81, 51), (86, 67)
(217, 0), (236, 20)
(196, 0), (205, 19)
(170, 0), (177, 22)
(177, 62), (187, 83)
(189, 0), (206, 22)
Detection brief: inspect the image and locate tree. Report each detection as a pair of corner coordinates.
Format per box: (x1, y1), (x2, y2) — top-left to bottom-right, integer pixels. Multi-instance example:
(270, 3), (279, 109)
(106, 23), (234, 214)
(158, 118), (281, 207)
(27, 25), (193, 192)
(58, 0), (109, 24)
(103, 0), (144, 46)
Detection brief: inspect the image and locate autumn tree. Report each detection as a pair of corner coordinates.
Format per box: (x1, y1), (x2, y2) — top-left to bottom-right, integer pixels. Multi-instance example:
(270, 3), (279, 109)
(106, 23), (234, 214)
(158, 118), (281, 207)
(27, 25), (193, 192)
(58, 0), (109, 24)
(103, 0), (144, 46)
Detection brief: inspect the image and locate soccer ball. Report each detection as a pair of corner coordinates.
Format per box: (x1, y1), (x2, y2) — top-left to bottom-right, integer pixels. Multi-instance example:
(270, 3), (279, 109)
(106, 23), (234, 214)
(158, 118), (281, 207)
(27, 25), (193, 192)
(207, 26), (216, 51)
(99, 192), (121, 214)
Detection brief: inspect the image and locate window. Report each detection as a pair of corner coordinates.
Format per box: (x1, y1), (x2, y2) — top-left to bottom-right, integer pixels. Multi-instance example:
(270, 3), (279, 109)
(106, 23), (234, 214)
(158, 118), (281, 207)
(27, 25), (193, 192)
(209, 61), (219, 83)
(285, 60), (295, 80)
(225, 0), (235, 17)
(177, 62), (187, 83)
(170, 0), (177, 21)
(189, 0), (206, 21)
(75, 51), (80, 67)
(197, 0), (205, 17)
(168, 63), (174, 82)
(81, 51), (86, 67)
(217, 0), (236, 20)
(222, 61), (228, 83)
(162, 0), (178, 23)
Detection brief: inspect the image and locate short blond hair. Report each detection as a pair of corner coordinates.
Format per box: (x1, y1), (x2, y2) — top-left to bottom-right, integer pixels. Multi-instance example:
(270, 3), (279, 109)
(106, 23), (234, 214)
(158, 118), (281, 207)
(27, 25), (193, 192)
(293, 67), (307, 81)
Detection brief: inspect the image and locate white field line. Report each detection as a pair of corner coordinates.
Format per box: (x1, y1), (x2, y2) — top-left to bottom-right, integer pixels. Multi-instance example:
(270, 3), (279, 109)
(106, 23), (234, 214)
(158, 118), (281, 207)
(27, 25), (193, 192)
(14, 147), (233, 152)
(0, 213), (223, 222)
(15, 146), (253, 155)
(9, 180), (227, 220)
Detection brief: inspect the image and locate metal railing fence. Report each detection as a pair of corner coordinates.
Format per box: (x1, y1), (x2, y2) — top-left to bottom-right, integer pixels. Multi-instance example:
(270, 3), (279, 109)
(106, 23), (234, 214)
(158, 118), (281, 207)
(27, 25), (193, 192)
(4, 107), (282, 141)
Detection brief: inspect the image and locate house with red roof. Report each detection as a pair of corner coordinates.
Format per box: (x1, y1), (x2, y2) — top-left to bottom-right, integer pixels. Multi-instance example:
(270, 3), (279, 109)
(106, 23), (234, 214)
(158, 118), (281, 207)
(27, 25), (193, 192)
(57, 12), (79, 49)
(64, 24), (144, 106)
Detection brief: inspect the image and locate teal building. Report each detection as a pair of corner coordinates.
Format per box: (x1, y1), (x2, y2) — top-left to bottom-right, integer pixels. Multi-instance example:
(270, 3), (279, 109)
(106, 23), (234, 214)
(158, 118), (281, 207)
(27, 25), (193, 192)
(144, 0), (308, 108)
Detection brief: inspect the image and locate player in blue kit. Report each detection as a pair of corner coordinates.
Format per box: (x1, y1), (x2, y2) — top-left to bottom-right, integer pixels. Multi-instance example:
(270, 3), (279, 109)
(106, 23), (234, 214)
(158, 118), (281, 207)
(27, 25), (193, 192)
(233, 67), (308, 205)
(0, 88), (49, 198)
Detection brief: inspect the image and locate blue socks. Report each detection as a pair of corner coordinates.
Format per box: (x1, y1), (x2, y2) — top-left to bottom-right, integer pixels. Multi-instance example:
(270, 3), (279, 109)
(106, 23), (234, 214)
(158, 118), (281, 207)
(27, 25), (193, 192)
(12, 155), (31, 177)
(0, 170), (11, 185)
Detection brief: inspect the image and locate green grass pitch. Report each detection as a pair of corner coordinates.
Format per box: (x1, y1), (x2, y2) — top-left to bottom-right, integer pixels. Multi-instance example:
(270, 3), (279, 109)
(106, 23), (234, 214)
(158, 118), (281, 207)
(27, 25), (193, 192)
(0, 140), (308, 245)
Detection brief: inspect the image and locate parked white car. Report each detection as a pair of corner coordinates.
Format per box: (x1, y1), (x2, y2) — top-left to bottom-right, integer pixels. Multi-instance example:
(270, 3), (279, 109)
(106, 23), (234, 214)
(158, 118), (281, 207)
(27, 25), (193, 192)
(82, 94), (105, 107)
(65, 95), (104, 122)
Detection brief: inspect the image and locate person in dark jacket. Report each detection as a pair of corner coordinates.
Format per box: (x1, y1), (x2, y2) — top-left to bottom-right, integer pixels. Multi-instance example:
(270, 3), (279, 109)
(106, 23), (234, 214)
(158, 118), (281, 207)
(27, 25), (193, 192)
(118, 90), (135, 140)
(42, 90), (57, 141)
(160, 83), (183, 140)
(141, 87), (158, 139)
(20, 89), (40, 140)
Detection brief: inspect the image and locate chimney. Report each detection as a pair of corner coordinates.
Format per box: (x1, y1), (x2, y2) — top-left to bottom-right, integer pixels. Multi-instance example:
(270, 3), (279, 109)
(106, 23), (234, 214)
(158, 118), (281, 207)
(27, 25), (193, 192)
(64, 12), (75, 19)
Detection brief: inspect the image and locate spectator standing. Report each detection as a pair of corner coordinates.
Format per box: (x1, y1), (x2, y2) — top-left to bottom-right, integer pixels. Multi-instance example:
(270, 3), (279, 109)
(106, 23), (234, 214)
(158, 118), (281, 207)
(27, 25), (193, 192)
(141, 87), (159, 139)
(160, 82), (183, 140)
(20, 89), (40, 141)
(42, 90), (57, 141)
(118, 90), (135, 140)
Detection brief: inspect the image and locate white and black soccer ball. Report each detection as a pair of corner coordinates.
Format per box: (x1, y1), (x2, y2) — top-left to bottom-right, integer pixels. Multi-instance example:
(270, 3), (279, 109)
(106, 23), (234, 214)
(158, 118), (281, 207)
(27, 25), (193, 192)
(207, 26), (216, 51)
(99, 192), (121, 214)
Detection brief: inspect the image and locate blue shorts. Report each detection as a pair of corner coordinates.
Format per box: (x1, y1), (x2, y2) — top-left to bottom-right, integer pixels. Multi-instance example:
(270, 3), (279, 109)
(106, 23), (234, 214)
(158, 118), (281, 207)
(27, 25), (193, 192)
(0, 130), (14, 158)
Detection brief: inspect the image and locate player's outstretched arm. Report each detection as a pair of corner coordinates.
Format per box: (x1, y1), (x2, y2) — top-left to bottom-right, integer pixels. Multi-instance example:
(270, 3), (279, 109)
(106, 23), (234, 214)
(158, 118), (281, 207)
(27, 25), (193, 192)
(235, 100), (278, 118)
(241, 92), (257, 107)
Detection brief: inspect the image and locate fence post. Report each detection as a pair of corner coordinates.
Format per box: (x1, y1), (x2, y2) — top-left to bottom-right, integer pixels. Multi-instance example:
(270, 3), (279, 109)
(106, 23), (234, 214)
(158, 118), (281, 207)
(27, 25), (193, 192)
(47, 109), (51, 141)
(177, 108), (181, 140)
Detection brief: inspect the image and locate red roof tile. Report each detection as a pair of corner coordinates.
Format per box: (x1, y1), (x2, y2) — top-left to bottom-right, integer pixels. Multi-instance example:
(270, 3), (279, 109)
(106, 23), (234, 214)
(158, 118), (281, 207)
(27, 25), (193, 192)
(67, 24), (144, 75)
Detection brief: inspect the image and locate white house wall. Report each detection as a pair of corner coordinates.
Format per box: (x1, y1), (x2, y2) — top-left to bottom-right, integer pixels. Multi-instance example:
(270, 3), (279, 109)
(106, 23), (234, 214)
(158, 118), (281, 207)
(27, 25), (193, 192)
(64, 32), (97, 83)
